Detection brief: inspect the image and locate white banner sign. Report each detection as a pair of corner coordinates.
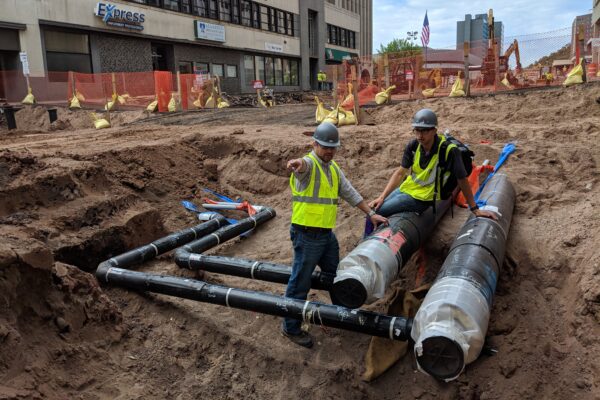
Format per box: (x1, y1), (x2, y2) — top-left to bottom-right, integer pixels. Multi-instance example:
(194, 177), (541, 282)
(265, 42), (283, 53)
(590, 38), (600, 47)
(195, 21), (226, 42)
(19, 52), (30, 75)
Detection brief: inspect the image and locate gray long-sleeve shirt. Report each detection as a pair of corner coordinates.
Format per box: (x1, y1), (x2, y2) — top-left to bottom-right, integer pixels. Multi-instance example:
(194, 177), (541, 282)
(291, 151), (363, 207)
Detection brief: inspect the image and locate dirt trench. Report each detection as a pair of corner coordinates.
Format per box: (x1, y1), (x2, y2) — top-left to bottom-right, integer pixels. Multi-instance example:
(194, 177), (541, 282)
(1, 84), (600, 399)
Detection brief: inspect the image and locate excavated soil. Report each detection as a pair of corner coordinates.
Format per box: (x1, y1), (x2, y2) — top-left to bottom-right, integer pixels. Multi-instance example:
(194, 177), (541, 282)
(1, 84), (599, 400)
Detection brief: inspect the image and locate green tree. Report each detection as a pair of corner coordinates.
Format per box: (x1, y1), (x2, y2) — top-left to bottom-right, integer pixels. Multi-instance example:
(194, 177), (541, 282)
(378, 38), (422, 55)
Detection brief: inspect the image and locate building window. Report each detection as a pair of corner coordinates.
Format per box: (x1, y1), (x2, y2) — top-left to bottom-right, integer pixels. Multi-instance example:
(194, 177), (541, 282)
(227, 64), (237, 77)
(179, 61), (193, 73)
(44, 30), (92, 74)
(327, 23), (356, 49)
(163, 0), (180, 11)
(219, 0), (231, 22)
(260, 6), (269, 31)
(192, 0), (208, 16)
(209, 0), (218, 19)
(241, 0), (252, 26)
(231, 0), (240, 23)
(265, 56), (274, 85)
(244, 55), (255, 84)
(290, 60), (298, 85)
(194, 62), (209, 74)
(274, 57), (283, 85)
(255, 55), (265, 81)
(212, 63), (224, 76)
(180, 0), (191, 13)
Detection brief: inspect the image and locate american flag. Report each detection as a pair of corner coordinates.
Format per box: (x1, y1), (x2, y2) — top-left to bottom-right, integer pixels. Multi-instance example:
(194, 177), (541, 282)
(421, 11), (430, 47)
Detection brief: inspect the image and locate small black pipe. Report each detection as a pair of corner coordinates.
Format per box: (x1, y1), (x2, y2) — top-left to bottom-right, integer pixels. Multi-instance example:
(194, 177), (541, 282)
(98, 215), (228, 270)
(174, 208), (276, 268)
(96, 265), (413, 341)
(186, 254), (333, 290)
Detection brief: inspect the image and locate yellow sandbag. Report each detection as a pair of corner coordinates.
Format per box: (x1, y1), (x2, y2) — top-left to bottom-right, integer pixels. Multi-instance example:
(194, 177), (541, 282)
(422, 88), (436, 98)
(205, 95), (215, 108)
(375, 85), (396, 105)
(217, 98), (230, 108)
(501, 73), (513, 89)
(69, 95), (81, 109)
(75, 90), (85, 102)
(337, 107), (356, 126)
(146, 99), (158, 112)
(90, 113), (110, 129)
(322, 109), (339, 125)
(167, 95), (177, 112)
(563, 60), (583, 87)
(104, 93), (117, 110)
(22, 87), (35, 105)
(449, 74), (465, 97)
(315, 96), (330, 123)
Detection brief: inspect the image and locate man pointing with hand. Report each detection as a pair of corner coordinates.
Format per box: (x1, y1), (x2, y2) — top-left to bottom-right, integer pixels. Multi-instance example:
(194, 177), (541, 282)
(281, 122), (388, 348)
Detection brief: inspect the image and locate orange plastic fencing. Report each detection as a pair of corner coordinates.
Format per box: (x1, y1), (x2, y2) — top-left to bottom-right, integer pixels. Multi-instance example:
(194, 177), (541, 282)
(0, 70), (69, 105)
(330, 27), (591, 103)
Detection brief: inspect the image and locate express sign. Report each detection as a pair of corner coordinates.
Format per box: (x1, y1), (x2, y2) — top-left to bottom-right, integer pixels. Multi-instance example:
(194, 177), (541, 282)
(94, 2), (145, 31)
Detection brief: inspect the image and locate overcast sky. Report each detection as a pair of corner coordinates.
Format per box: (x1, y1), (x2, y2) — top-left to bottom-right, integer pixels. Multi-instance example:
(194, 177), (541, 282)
(373, 0), (593, 51)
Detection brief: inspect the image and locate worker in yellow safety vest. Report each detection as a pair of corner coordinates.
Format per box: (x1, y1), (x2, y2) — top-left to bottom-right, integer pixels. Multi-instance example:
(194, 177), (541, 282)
(282, 122), (388, 348)
(317, 70), (327, 91)
(369, 109), (497, 224)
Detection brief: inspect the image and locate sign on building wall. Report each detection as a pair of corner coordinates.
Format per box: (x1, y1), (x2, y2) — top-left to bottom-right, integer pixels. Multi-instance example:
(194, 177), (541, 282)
(194, 21), (226, 42)
(94, 2), (145, 31)
(19, 52), (30, 75)
(265, 42), (283, 53)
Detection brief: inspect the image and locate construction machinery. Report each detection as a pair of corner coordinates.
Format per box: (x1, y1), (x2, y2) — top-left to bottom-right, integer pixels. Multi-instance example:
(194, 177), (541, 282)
(481, 10), (522, 87)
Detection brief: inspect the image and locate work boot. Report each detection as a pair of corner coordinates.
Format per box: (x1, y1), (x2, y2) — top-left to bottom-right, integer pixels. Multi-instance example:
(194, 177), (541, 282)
(281, 327), (314, 348)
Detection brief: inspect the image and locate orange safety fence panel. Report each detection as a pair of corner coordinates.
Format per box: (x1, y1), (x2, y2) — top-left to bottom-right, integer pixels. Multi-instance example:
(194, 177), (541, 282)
(154, 71), (173, 112)
(0, 70), (69, 105)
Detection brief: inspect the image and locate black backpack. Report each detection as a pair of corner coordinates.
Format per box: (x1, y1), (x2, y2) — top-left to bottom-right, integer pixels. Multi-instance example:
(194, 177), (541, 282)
(436, 132), (474, 201)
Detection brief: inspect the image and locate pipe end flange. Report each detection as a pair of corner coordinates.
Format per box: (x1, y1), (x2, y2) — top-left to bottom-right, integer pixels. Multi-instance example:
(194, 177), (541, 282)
(331, 278), (368, 309)
(416, 336), (464, 381)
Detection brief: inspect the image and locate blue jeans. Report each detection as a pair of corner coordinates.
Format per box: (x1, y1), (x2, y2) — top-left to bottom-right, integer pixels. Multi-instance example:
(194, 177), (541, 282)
(364, 190), (431, 236)
(377, 189), (431, 217)
(283, 225), (339, 335)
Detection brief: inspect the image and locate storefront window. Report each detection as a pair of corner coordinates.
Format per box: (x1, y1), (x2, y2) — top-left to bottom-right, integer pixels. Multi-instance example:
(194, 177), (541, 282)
(212, 63), (224, 76)
(282, 59), (291, 85)
(227, 64), (237, 78)
(265, 56), (274, 85)
(274, 58), (283, 86)
(255, 55), (264, 81)
(194, 62), (209, 74)
(44, 30), (91, 73)
(244, 55), (255, 85)
(290, 60), (298, 85)
(179, 61), (193, 74)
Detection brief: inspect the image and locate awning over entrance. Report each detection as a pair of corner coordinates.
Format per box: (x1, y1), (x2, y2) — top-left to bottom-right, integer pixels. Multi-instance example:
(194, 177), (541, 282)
(325, 47), (358, 63)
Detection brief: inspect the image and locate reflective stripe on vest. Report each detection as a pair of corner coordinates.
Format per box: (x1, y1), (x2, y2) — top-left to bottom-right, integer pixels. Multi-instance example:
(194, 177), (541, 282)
(290, 153), (340, 228)
(399, 136), (455, 201)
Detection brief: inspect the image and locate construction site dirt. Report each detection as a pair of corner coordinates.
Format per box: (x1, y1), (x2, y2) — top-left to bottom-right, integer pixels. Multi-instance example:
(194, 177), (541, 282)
(1, 83), (599, 400)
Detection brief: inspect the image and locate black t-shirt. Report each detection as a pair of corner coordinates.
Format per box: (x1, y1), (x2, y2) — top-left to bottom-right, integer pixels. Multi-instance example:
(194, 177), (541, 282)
(401, 136), (467, 179)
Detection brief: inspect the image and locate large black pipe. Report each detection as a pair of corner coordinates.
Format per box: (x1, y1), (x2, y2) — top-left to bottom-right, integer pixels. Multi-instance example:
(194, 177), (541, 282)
(411, 173), (515, 381)
(174, 208), (276, 268)
(97, 215), (228, 270)
(332, 197), (453, 308)
(184, 254), (333, 290)
(95, 265), (413, 341)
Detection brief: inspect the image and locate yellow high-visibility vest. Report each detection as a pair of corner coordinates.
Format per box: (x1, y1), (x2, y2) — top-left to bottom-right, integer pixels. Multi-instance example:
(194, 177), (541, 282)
(290, 153), (340, 228)
(400, 136), (455, 201)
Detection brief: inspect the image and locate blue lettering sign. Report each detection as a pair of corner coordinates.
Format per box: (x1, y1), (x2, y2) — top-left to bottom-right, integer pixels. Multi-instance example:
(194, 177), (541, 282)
(95, 2), (145, 31)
